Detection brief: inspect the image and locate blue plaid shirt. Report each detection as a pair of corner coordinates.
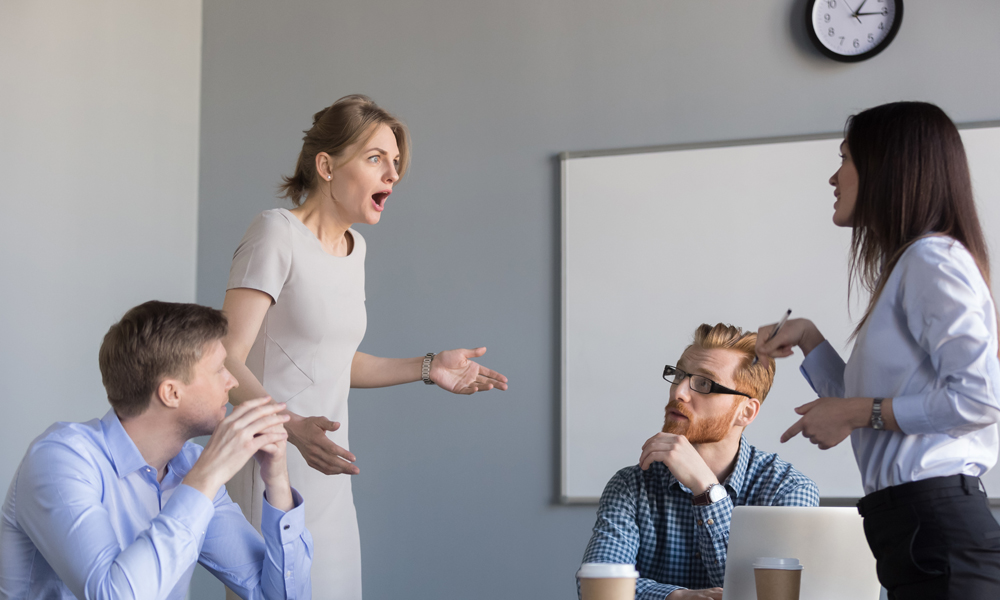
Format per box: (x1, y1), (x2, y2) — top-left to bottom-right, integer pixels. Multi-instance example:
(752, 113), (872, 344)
(580, 436), (819, 600)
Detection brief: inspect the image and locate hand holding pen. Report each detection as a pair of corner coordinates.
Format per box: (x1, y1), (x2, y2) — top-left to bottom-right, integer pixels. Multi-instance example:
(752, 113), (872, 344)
(755, 312), (828, 363)
(752, 310), (791, 366)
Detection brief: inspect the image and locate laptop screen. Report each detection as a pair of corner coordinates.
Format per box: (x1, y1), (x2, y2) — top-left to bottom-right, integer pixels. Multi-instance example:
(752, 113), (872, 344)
(721, 506), (880, 600)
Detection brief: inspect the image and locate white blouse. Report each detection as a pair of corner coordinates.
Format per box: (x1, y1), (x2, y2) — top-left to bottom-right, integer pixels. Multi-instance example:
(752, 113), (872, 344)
(801, 236), (1000, 495)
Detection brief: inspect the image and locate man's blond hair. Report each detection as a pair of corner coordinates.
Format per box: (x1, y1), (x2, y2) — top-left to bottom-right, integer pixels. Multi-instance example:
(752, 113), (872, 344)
(687, 323), (776, 403)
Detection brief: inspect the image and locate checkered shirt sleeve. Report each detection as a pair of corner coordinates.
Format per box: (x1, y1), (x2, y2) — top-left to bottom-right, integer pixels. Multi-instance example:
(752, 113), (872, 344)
(579, 437), (819, 600)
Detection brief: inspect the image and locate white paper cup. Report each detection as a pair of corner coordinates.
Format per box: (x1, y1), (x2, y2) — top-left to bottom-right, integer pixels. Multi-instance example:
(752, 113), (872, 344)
(577, 563), (639, 600)
(752, 557), (802, 600)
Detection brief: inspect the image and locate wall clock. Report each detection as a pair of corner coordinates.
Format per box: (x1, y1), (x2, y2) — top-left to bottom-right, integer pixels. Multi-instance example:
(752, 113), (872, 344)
(806, 0), (903, 62)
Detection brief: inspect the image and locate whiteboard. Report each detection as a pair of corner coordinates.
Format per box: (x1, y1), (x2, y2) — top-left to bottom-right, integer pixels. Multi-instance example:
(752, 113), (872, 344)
(561, 124), (1000, 502)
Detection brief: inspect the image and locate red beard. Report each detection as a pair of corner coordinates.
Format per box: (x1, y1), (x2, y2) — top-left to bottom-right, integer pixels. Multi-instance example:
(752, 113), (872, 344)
(662, 399), (740, 444)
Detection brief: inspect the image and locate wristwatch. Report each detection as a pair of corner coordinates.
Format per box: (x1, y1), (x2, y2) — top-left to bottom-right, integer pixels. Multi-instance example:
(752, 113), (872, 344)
(870, 398), (885, 431)
(421, 352), (436, 385)
(692, 483), (727, 506)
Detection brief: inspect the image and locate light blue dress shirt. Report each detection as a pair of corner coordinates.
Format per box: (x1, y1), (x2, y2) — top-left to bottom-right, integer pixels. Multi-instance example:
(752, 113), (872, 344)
(800, 236), (1000, 495)
(0, 410), (313, 600)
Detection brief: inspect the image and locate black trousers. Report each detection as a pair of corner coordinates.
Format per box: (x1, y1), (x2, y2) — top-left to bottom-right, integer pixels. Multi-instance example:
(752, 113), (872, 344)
(857, 475), (1000, 600)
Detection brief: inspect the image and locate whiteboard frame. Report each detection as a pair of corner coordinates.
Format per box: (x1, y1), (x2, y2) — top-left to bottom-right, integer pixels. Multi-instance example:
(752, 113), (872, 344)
(560, 121), (1000, 505)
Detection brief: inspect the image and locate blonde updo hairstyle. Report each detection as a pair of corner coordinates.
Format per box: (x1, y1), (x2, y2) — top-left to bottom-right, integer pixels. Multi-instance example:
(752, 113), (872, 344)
(278, 94), (410, 206)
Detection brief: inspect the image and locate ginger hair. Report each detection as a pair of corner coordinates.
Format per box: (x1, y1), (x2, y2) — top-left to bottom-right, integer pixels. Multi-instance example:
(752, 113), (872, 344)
(687, 323), (776, 403)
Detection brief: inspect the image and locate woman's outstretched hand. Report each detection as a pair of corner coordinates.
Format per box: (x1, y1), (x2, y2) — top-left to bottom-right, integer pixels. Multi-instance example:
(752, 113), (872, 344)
(284, 413), (360, 475)
(430, 347), (509, 395)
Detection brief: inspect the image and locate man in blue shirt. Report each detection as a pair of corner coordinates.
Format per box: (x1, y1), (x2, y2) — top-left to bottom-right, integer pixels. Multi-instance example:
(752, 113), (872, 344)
(0, 301), (313, 599)
(580, 323), (819, 600)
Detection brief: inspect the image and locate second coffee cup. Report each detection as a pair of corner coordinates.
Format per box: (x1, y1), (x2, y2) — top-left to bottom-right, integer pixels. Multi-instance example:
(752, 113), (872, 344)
(577, 563), (639, 600)
(752, 557), (802, 600)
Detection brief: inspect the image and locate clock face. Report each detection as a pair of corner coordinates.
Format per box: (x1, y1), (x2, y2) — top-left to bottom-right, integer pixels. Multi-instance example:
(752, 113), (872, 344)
(808, 0), (903, 62)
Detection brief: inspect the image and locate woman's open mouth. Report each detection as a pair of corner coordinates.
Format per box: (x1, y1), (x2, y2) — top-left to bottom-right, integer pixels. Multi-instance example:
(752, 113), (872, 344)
(371, 191), (391, 212)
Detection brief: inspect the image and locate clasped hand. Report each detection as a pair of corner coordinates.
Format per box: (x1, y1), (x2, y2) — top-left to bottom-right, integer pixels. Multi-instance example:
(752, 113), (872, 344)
(430, 347), (509, 394)
(183, 397), (291, 503)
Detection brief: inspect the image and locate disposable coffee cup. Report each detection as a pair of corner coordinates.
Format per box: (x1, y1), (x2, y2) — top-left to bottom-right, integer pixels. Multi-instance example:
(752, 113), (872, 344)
(576, 563), (639, 600)
(752, 557), (803, 600)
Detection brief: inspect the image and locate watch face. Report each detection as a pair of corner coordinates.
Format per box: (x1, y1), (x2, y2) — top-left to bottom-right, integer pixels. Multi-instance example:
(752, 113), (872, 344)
(709, 484), (727, 503)
(808, 0), (903, 62)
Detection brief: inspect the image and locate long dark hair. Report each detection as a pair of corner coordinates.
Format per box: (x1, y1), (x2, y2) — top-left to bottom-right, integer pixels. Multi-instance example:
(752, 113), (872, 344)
(845, 101), (993, 337)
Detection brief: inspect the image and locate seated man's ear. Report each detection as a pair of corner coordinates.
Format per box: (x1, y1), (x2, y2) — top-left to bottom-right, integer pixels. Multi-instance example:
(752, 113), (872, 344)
(733, 397), (761, 428)
(156, 378), (183, 409)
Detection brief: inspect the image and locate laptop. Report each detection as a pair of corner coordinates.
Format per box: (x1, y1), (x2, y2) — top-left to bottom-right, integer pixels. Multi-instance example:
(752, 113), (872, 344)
(721, 506), (881, 600)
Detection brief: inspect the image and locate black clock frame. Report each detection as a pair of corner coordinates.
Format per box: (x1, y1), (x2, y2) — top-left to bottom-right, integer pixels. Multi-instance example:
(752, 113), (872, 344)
(805, 0), (904, 63)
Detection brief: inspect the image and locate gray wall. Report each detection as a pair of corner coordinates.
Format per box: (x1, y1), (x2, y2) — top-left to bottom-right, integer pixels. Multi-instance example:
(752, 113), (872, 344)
(195, 1), (998, 599)
(0, 1), (202, 497)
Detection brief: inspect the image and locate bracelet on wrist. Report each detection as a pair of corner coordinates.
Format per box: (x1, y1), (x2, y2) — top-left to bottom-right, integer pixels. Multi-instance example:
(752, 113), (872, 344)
(421, 352), (436, 385)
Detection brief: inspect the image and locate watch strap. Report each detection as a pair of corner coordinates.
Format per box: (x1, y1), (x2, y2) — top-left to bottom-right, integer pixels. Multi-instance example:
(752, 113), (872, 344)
(870, 397), (885, 430)
(421, 353), (436, 385)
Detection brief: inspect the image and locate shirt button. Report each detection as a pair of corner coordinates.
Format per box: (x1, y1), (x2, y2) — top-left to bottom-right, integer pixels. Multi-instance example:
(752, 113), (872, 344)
(697, 520), (704, 526)
(283, 524), (290, 530)
(706, 519), (714, 525)
(695, 552), (701, 558)
(285, 571), (292, 578)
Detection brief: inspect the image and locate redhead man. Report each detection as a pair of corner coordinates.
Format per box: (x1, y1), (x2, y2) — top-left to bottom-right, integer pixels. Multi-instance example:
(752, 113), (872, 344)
(580, 323), (819, 600)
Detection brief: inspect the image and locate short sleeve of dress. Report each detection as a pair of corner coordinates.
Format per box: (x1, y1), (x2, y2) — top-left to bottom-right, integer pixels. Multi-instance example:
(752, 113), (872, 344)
(227, 210), (293, 303)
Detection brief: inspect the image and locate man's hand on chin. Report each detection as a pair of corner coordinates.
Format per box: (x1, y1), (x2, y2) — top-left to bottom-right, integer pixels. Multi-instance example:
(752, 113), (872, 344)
(639, 432), (719, 493)
(668, 587), (723, 600)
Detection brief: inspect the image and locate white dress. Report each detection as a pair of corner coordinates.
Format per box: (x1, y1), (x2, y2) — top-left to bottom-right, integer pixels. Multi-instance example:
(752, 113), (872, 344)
(226, 208), (367, 599)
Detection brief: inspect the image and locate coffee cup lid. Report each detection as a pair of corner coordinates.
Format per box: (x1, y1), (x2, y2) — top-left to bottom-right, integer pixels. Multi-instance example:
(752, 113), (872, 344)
(752, 557), (803, 570)
(576, 563), (639, 579)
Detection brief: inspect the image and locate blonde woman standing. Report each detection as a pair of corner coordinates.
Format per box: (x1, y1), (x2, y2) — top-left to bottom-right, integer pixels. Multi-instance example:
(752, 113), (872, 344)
(221, 95), (508, 599)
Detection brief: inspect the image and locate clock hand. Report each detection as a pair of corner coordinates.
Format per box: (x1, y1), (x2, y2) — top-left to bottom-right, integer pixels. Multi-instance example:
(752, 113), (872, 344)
(856, 11), (885, 16)
(842, 0), (863, 24)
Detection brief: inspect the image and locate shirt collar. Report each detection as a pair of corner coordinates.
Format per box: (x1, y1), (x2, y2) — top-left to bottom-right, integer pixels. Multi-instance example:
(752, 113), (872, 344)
(724, 434), (752, 492)
(164, 445), (197, 484)
(100, 409), (150, 478)
(667, 434), (751, 496)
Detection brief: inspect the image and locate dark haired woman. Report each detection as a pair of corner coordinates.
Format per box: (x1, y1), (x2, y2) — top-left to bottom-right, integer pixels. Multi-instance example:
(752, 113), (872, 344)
(755, 101), (1000, 598)
(220, 95), (508, 599)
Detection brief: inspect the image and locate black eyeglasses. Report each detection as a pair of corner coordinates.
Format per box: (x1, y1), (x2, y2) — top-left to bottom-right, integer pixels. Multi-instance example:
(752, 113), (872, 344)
(662, 365), (752, 398)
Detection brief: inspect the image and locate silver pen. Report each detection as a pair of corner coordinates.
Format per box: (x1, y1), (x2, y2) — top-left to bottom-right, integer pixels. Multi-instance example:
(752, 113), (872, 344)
(752, 309), (792, 366)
